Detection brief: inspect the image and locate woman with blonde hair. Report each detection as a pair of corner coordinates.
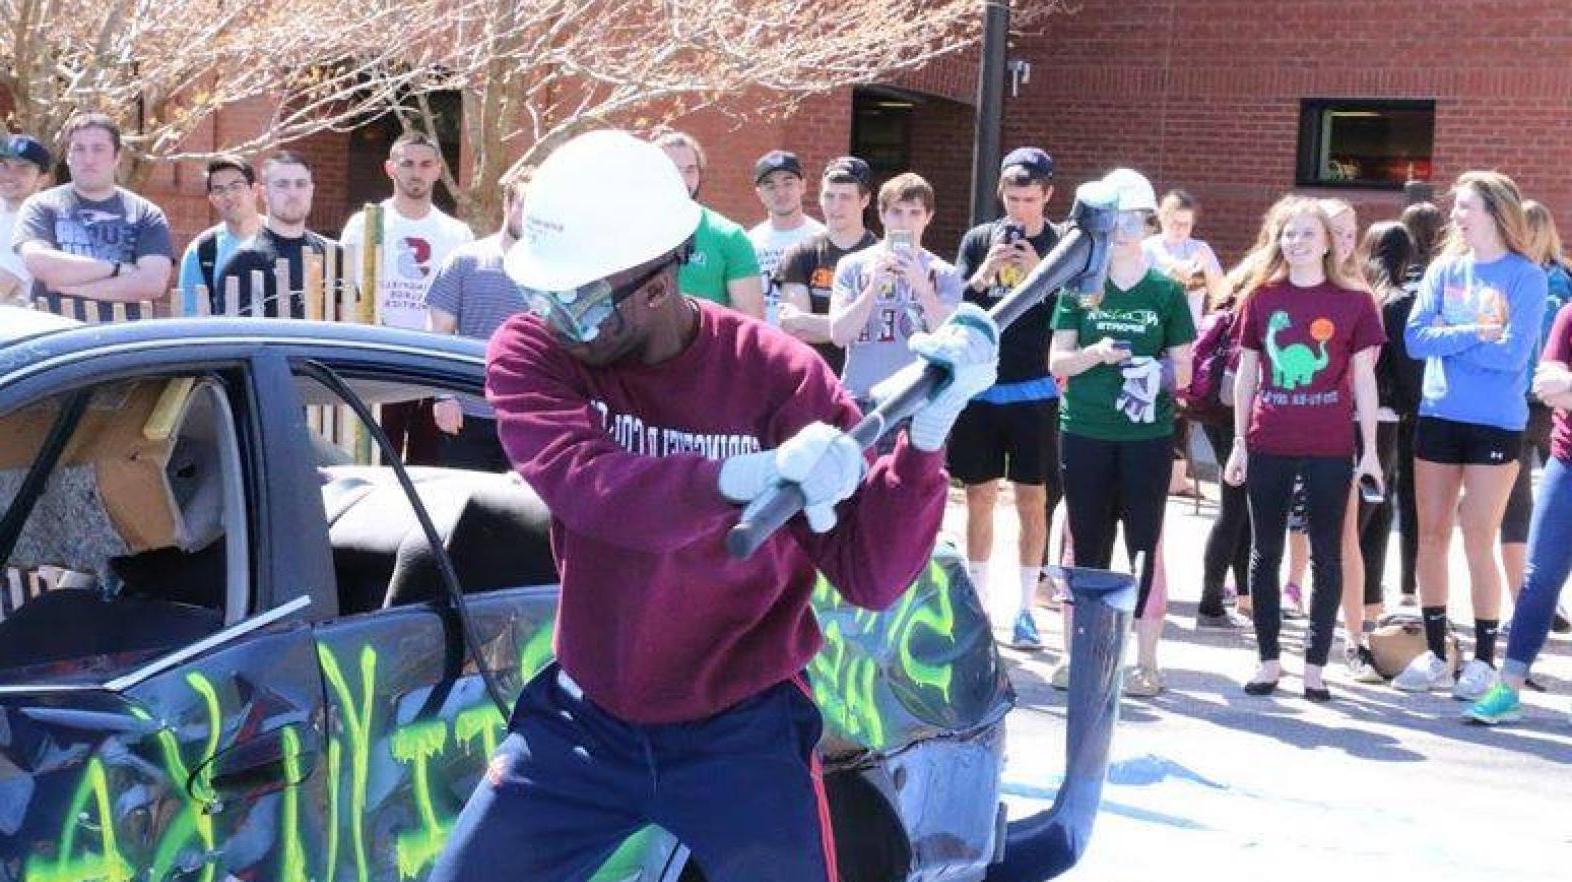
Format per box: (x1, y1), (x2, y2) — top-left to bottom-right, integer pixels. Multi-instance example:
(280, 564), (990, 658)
(1395, 172), (1549, 699)
(1223, 196), (1385, 700)
(1497, 199), (1572, 633)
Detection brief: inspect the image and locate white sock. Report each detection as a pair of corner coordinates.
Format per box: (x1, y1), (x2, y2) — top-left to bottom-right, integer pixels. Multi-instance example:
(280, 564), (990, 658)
(966, 561), (990, 610)
(1018, 566), (1039, 614)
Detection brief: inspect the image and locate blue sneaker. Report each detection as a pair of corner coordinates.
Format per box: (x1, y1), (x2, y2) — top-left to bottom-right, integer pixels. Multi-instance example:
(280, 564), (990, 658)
(1467, 682), (1523, 725)
(1009, 610), (1044, 650)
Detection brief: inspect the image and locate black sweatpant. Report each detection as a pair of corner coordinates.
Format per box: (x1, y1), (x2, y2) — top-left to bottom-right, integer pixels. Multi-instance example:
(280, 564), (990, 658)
(1061, 432), (1171, 617)
(1201, 423), (1252, 615)
(1355, 421), (1400, 606)
(1039, 400), (1064, 567)
(1246, 451), (1353, 666)
(1395, 419), (1419, 598)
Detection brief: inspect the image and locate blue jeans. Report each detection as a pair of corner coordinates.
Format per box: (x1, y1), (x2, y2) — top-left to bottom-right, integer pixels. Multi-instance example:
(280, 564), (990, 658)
(430, 663), (836, 882)
(1504, 455), (1572, 679)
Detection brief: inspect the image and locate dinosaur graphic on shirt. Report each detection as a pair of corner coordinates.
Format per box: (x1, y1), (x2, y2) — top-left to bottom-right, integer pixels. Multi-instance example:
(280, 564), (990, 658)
(1265, 309), (1330, 391)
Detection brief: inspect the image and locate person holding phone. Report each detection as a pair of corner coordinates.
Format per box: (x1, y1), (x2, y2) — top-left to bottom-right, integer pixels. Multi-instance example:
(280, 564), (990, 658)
(1049, 168), (1195, 697)
(830, 172), (964, 412)
(1223, 196), (1385, 702)
(950, 147), (1064, 648)
(1395, 172), (1549, 700)
(1336, 221), (1421, 682)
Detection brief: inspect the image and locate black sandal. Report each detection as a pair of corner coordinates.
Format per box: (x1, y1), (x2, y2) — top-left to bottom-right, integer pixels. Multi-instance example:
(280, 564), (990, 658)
(1244, 679), (1279, 696)
(1303, 685), (1332, 702)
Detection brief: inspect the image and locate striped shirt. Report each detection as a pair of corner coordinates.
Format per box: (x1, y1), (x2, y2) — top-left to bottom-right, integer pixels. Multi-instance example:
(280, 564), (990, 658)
(423, 233), (524, 417)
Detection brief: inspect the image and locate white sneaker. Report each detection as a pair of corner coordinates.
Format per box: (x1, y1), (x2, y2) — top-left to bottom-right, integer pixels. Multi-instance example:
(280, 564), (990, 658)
(1452, 659), (1496, 701)
(1392, 651), (1454, 692)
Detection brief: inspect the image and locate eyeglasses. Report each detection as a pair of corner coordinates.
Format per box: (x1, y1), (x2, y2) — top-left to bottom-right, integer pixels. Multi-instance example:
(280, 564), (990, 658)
(208, 180), (252, 196)
(1114, 210), (1151, 237)
(523, 257), (677, 344)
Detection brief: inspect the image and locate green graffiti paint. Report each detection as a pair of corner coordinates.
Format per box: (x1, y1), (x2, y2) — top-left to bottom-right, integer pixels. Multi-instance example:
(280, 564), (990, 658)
(391, 720), (451, 879)
(318, 642), (378, 882)
(807, 559), (966, 748)
(895, 561), (957, 701)
(454, 704), (506, 759)
(24, 757), (132, 882)
(139, 671), (221, 882)
(325, 734), (342, 882)
(808, 618), (887, 748)
(519, 619), (555, 682)
(279, 726), (308, 882)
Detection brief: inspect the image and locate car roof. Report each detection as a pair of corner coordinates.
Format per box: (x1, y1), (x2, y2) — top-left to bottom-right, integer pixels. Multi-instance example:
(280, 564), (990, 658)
(0, 306), (82, 345)
(0, 315), (491, 375)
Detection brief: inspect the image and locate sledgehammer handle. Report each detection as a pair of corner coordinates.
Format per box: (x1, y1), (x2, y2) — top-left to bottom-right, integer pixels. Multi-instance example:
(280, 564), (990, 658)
(726, 219), (1108, 559)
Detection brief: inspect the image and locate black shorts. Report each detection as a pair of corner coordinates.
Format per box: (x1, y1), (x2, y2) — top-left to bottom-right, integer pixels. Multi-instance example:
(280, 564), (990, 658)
(946, 397), (1059, 485)
(1414, 416), (1522, 467)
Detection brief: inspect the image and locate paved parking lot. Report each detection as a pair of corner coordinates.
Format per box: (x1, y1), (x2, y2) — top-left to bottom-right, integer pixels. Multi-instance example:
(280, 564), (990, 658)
(942, 484), (1572, 880)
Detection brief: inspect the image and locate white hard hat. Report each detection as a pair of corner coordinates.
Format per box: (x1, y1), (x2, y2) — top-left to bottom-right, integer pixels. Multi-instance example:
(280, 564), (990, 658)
(1101, 168), (1158, 213)
(505, 130), (701, 293)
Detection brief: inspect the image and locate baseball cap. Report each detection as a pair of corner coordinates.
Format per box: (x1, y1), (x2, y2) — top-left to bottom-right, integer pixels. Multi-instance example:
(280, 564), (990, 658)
(1001, 146), (1054, 180)
(754, 150), (804, 184)
(1, 135), (51, 172)
(822, 156), (872, 189)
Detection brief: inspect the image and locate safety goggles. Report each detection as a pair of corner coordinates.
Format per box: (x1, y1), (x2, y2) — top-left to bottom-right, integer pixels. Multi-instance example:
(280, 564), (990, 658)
(523, 257), (676, 344)
(1113, 210), (1152, 238)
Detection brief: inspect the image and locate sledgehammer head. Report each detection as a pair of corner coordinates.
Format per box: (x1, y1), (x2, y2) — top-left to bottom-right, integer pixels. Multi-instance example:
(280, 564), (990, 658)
(1067, 181), (1118, 300)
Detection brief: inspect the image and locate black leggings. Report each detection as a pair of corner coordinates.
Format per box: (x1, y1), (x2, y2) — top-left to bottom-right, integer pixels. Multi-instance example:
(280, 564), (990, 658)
(1395, 418), (1419, 597)
(1355, 421), (1400, 606)
(1039, 401), (1064, 567)
(1501, 403), (1552, 545)
(1201, 424), (1252, 615)
(1246, 451), (1353, 666)
(1061, 432), (1171, 617)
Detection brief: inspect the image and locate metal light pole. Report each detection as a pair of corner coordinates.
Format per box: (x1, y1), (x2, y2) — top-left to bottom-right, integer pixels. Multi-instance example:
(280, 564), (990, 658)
(969, 0), (1010, 227)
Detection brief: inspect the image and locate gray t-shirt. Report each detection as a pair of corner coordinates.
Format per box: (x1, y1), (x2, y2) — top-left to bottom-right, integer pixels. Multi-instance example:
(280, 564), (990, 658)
(831, 245), (965, 398)
(12, 185), (173, 321)
(422, 233), (525, 417)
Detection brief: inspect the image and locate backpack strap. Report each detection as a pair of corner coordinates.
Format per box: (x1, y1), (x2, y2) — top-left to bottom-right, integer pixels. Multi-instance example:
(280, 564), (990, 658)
(195, 229), (222, 294)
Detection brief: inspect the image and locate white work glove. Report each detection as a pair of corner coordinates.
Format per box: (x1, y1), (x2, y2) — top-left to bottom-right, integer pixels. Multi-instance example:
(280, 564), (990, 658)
(1116, 356), (1161, 424)
(718, 421), (867, 533)
(871, 302), (1000, 451)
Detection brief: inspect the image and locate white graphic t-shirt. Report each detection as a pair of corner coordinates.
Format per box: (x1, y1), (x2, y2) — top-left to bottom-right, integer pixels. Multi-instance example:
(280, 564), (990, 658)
(749, 217), (823, 324)
(341, 201), (475, 330)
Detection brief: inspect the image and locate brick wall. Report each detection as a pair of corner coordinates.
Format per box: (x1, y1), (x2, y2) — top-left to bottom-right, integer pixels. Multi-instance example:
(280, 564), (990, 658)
(1006, 0), (1572, 265)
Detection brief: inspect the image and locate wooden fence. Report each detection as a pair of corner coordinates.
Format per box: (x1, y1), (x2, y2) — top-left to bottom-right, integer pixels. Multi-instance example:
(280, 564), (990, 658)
(27, 244), (370, 324)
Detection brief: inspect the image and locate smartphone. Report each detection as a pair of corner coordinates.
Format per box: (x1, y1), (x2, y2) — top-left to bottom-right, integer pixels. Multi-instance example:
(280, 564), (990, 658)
(1110, 340), (1132, 353)
(1358, 474), (1385, 505)
(889, 229), (914, 253)
(1003, 222), (1026, 244)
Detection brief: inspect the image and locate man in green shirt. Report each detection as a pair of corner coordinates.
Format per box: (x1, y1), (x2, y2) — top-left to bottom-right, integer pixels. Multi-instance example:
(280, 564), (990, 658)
(655, 131), (764, 318)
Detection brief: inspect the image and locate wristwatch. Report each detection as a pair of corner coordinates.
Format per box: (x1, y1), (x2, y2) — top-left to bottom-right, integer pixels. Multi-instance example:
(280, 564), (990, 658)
(110, 262), (122, 278)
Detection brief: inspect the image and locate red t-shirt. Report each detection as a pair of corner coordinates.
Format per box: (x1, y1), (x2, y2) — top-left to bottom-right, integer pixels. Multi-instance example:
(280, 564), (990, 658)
(1237, 281), (1386, 457)
(486, 300), (947, 724)
(1544, 303), (1572, 463)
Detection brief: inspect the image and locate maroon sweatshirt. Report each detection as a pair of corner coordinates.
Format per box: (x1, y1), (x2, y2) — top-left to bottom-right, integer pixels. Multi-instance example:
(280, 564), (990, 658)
(486, 300), (947, 724)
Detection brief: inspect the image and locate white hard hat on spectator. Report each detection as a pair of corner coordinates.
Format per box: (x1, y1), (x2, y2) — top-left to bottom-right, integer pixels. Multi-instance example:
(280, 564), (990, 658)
(1102, 168), (1159, 213)
(505, 130), (700, 293)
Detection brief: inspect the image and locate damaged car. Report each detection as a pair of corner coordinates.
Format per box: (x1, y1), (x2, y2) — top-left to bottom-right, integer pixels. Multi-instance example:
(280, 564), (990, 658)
(0, 309), (1132, 882)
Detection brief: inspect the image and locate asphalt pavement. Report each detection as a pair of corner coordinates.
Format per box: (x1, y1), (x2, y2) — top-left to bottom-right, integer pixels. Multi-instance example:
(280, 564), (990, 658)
(942, 481), (1572, 881)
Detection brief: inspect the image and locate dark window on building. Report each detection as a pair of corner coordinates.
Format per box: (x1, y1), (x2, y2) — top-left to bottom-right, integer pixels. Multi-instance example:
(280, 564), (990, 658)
(851, 88), (914, 230)
(1296, 99), (1435, 189)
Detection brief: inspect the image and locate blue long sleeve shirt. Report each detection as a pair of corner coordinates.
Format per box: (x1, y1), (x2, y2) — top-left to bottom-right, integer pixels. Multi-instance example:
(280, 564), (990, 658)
(1404, 251), (1548, 431)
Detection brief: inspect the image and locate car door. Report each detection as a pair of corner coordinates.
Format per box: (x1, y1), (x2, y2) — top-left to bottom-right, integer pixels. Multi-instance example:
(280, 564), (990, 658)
(0, 347), (332, 882)
(273, 344), (682, 882)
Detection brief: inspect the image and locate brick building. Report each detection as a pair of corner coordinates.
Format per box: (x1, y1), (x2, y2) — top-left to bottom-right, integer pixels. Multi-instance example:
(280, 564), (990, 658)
(91, 3), (1572, 268)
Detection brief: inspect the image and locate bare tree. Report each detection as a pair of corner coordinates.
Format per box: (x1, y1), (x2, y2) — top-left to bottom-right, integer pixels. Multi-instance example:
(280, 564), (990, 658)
(0, 0), (450, 186)
(403, 0), (1071, 227)
(1, 0), (1070, 224)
